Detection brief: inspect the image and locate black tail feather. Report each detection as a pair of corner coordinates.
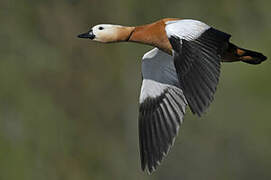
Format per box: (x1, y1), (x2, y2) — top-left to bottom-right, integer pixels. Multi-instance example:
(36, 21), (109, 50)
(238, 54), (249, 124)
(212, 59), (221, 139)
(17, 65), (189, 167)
(240, 49), (267, 65)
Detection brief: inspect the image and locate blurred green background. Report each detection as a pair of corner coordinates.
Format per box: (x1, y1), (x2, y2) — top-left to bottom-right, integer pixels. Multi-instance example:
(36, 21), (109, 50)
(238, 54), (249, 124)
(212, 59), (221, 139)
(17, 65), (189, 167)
(0, 0), (270, 179)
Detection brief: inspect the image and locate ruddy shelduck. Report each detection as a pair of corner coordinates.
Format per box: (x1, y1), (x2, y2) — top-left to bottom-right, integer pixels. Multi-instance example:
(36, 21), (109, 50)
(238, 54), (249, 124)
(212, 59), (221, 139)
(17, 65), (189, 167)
(78, 18), (267, 174)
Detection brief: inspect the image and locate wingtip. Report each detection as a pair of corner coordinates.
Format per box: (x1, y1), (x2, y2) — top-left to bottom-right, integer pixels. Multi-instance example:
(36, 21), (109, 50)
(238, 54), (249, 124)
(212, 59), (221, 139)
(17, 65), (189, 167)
(141, 135), (178, 175)
(141, 161), (158, 175)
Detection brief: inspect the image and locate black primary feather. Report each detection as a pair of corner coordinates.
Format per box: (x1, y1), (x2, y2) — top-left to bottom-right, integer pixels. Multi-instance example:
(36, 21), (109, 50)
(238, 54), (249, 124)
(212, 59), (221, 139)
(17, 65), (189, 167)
(139, 88), (187, 173)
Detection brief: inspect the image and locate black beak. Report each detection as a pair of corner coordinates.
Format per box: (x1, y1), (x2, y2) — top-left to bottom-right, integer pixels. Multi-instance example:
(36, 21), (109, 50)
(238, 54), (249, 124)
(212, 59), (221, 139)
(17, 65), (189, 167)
(77, 31), (95, 40)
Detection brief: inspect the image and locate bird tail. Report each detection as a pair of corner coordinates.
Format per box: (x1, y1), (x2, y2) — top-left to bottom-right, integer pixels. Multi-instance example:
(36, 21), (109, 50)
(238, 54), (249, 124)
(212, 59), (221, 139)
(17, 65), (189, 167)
(222, 43), (267, 65)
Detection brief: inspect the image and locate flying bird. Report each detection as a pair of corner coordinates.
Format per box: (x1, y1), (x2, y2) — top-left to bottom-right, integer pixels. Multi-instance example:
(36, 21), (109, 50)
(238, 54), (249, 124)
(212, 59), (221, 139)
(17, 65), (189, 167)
(78, 18), (267, 174)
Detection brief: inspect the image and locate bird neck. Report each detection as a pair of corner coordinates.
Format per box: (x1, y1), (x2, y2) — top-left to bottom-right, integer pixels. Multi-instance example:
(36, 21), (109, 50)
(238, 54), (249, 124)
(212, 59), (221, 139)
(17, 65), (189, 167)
(128, 18), (179, 55)
(113, 26), (135, 42)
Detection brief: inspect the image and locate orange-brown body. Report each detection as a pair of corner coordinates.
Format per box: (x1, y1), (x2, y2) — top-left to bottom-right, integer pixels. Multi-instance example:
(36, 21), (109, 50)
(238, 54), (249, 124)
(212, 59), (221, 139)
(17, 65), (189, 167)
(124, 18), (264, 63)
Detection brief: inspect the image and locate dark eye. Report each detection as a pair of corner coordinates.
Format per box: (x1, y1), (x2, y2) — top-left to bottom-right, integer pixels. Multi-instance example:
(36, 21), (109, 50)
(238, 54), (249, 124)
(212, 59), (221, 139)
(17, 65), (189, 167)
(98, 27), (104, 30)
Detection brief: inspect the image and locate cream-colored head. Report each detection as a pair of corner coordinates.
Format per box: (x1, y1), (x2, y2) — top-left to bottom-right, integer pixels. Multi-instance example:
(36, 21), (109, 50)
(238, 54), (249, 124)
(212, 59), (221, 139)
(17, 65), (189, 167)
(78, 24), (134, 43)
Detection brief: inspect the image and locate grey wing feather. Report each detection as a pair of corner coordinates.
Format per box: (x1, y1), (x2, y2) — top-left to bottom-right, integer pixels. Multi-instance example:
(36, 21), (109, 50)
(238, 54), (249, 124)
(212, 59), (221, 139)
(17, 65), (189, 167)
(139, 48), (187, 173)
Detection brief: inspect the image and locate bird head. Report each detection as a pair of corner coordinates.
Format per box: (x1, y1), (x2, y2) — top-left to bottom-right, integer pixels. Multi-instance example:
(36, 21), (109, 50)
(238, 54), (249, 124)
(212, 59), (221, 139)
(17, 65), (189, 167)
(78, 24), (133, 43)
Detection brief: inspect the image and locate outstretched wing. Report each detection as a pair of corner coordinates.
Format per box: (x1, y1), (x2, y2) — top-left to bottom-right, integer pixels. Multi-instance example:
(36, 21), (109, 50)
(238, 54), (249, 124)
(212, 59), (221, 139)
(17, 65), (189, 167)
(165, 19), (231, 116)
(139, 48), (187, 173)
